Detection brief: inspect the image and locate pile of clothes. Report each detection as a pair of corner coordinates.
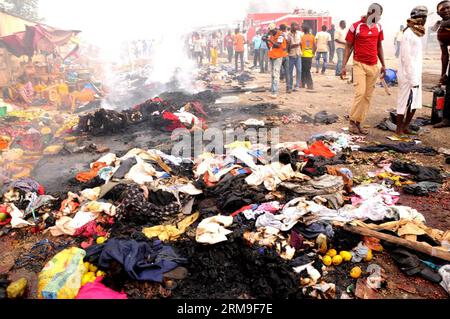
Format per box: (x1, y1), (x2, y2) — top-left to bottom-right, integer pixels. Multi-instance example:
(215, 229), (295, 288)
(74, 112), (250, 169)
(0, 129), (449, 300)
(77, 92), (216, 136)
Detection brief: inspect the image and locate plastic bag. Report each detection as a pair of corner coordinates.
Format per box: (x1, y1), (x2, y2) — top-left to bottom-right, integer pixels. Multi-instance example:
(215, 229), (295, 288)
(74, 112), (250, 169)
(38, 247), (87, 299)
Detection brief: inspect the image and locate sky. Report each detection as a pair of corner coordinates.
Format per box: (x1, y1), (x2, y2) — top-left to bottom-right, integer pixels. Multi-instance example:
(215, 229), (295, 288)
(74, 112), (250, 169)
(39, 0), (442, 57)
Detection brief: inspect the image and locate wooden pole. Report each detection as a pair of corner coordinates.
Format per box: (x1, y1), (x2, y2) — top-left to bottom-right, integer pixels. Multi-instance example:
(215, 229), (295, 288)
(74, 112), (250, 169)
(342, 224), (450, 262)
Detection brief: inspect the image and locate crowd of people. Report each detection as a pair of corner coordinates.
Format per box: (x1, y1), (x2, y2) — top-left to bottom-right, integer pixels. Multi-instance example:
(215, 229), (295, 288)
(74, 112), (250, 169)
(188, 1), (450, 137)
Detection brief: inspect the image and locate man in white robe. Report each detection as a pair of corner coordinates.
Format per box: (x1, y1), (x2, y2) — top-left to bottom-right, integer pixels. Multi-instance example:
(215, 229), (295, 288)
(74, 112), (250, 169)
(396, 6), (429, 135)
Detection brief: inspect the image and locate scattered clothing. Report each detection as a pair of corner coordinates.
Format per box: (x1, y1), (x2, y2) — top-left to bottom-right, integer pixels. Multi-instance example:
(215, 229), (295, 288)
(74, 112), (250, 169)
(85, 239), (186, 283)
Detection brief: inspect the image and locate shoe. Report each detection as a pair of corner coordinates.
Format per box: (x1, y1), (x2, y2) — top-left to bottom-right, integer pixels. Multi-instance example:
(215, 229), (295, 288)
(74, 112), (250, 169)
(293, 88), (299, 92)
(433, 119), (450, 128)
(269, 94), (278, 99)
(287, 89), (292, 94)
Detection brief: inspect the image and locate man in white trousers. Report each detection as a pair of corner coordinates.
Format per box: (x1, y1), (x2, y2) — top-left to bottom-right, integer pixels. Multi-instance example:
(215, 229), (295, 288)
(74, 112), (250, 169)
(396, 6), (429, 136)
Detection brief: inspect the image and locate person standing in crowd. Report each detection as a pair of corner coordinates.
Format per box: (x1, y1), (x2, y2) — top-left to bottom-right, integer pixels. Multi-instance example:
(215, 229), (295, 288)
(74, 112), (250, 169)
(252, 30), (263, 69)
(287, 22), (303, 92)
(234, 29), (245, 72)
(279, 24), (291, 91)
(328, 24), (336, 63)
(434, 0), (450, 128)
(260, 28), (269, 73)
(301, 25), (316, 89)
(396, 6), (429, 136)
(210, 33), (219, 66)
(224, 31), (234, 63)
(200, 34), (208, 63)
(315, 25), (332, 74)
(218, 30), (224, 57)
(266, 23), (288, 98)
(243, 29), (249, 64)
(335, 20), (347, 76)
(342, 3), (386, 135)
(193, 32), (203, 66)
(394, 25), (405, 58)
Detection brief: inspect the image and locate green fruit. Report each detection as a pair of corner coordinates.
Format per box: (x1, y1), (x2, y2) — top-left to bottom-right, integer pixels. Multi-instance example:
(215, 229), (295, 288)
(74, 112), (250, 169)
(0, 212), (9, 222)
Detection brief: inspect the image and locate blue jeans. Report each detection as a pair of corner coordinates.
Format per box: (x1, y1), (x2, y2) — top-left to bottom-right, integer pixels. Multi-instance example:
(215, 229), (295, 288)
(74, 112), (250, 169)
(289, 56), (302, 89)
(335, 48), (344, 76)
(316, 52), (328, 73)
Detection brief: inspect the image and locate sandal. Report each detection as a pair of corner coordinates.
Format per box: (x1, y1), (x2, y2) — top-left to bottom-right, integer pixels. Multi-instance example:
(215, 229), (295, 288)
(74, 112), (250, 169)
(349, 121), (360, 135)
(358, 126), (369, 135)
(390, 249), (442, 283)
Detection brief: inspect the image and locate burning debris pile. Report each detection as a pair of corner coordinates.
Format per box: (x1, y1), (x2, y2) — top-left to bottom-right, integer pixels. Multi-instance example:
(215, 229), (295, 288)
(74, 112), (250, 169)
(0, 126), (449, 300)
(76, 90), (220, 136)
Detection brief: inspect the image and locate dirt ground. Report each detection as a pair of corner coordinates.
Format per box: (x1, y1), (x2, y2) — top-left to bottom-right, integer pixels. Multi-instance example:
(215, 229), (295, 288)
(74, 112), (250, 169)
(1, 56), (449, 300)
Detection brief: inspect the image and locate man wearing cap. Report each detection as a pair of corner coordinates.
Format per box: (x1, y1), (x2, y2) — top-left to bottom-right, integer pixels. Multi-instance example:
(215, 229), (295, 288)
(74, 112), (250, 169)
(434, 0), (450, 128)
(265, 23), (288, 99)
(342, 3), (386, 135)
(395, 6), (429, 136)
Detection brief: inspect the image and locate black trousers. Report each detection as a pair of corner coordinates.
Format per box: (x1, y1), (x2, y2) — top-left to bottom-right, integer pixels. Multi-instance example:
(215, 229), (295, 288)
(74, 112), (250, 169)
(235, 51), (244, 72)
(301, 57), (313, 89)
(445, 69), (450, 120)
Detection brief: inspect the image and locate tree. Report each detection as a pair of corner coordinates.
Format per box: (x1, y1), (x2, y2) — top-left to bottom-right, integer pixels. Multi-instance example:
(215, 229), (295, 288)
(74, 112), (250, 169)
(3, 0), (40, 21)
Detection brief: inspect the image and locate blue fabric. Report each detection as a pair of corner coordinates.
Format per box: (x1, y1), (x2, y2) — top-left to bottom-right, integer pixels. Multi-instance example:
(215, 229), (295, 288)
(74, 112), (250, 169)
(335, 48), (344, 76)
(316, 52), (328, 73)
(252, 36), (262, 50)
(85, 239), (186, 283)
(288, 56), (302, 89)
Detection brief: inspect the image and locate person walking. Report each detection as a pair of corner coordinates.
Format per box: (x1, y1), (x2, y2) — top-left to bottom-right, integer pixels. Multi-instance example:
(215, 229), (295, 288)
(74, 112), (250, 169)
(287, 22), (303, 91)
(266, 23), (288, 98)
(342, 3), (387, 135)
(396, 6), (429, 136)
(301, 25), (316, 89)
(328, 24), (336, 63)
(315, 25), (332, 74)
(234, 29), (245, 72)
(278, 24), (291, 92)
(335, 20), (347, 76)
(224, 31), (234, 63)
(210, 33), (219, 66)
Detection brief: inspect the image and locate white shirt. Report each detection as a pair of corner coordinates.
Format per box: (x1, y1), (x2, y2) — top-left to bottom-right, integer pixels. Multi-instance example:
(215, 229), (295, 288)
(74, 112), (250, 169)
(316, 31), (332, 53)
(335, 27), (348, 50)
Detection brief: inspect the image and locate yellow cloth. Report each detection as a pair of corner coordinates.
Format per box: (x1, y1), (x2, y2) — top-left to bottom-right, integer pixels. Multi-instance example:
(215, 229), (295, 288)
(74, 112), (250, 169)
(143, 212), (200, 241)
(225, 141), (252, 149)
(349, 61), (380, 124)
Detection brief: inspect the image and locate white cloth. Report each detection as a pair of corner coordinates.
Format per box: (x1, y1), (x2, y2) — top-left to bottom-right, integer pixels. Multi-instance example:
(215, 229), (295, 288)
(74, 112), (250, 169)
(397, 28), (423, 115)
(196, 215), (233, 244)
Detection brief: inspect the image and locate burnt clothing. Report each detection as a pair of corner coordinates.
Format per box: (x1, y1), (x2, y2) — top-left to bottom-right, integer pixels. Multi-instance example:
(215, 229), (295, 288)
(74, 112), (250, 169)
(391, 161), (444, 183)
(403, 182), (441, 196)
(359, 142), (437, 155)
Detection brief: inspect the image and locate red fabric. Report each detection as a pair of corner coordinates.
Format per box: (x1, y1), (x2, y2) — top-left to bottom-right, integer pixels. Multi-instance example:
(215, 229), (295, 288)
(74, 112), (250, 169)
(304, 141), (336, 158)
(0, 25), (80, 57)
(38, 185), (45, 195)
(162, 111), (185, 132)
(346, 19), (384, 66)
(74, 221), (106, 238)
(231, 205), (254, 218)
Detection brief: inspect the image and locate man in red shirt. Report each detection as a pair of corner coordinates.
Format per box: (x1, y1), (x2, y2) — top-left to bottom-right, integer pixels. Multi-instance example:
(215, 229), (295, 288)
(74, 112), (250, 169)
(342, 3), (386, 135)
